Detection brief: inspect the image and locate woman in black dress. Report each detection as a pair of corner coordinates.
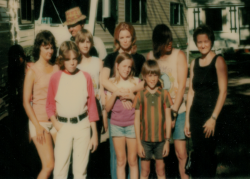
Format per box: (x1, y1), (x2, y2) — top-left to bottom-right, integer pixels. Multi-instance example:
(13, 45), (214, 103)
(184, 25), (227, 178)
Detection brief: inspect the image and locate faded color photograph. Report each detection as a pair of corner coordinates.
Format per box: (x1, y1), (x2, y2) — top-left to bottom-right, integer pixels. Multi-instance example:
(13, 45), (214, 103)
(0, 0), (250, 179)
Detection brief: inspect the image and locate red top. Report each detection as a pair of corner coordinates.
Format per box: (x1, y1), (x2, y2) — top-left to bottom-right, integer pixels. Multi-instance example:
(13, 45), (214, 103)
(46, 70), (99, 122)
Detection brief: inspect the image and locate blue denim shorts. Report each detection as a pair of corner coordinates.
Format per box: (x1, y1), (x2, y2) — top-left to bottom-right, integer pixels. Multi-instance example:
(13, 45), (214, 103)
(110, 124), (136, 138)
(141, 140), (165, 160)
(172, 112), (186, 140)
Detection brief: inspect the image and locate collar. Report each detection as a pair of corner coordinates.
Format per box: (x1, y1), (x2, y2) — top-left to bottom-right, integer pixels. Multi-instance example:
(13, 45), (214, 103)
(70, 36), (75, 41)
(63, 68), (79, 75)
(144, 89), (161, 98)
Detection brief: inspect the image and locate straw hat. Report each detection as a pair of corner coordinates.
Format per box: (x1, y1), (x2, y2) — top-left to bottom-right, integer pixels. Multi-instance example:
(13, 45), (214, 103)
(64, 7), (86, 25)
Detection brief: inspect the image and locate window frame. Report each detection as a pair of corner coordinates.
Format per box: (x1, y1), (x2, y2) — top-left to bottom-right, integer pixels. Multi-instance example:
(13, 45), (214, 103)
(125, 0), (147, 25)
(96, 0), (118, 24)
(203, 7), (224, 32)
(19, 0), (34, 25)
(170, 2), (184, 26)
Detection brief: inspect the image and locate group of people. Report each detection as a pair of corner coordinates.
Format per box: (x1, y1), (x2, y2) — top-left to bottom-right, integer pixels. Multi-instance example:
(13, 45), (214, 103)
(9, 6), (227, 179)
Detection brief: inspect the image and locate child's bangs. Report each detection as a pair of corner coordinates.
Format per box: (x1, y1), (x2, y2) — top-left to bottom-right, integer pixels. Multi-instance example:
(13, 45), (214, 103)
(146, 65), (161, 77)
(78, 35), (88, 43)
(62, 50), (79, 60)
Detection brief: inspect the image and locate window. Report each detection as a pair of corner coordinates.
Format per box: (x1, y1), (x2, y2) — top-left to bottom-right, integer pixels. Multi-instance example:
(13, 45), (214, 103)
(170, 3), (183, 25)
(205, 8), (222, 31)
(97, 0), (117, 22)
(20, 0), (33, 24)
(125, 0), (147, 24)
(38, 0), (90, 24)
(240, 7), (250, 26)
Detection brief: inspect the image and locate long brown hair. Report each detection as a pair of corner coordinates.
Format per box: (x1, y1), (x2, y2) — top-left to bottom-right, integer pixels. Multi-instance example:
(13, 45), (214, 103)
(112, 53), (136, 85)
(114, 22), (137, 54)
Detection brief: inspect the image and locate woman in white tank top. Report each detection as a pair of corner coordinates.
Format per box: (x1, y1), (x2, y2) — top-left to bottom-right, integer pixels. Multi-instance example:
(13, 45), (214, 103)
(75, 29), (107, 133)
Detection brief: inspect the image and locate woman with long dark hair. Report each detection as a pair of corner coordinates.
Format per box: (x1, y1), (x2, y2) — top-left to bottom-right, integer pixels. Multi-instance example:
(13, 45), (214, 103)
(23, 30), (59, 179)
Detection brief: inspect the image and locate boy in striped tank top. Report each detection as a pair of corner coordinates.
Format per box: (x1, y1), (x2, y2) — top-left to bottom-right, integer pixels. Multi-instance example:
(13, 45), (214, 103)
(133, 60), (172, 179)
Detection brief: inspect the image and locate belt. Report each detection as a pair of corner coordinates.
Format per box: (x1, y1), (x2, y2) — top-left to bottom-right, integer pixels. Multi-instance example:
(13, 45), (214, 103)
(57, 112), (88, 124)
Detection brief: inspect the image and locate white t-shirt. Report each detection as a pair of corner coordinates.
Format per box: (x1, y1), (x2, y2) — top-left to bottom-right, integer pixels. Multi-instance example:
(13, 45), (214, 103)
(77, 56), (100, 99)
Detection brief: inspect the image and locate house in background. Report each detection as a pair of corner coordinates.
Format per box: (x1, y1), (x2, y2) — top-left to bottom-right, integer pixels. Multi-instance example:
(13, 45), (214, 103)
(94, 0), (188, 54)
(187, 0), (250, 53)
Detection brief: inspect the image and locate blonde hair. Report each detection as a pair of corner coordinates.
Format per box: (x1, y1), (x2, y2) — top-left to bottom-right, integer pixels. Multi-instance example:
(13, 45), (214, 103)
(112, 53), (136, 85)
(56, 41), (81, 70)
(141, 60), (162, 88)
(114, 22), (137, 54)
(75, 29), (94, 48)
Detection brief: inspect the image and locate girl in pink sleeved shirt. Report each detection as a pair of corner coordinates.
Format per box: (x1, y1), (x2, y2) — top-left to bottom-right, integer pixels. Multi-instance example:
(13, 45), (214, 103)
(46, 41), (99, 179)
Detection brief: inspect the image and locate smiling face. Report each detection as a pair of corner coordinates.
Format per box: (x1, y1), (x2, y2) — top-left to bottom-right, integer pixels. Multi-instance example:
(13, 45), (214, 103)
(64, 50), (78, 73)
(118, 30), (132, 52)
(117, 59), (133, 80)
(40, 43), (54, 61)
(196, 34), (212, 55)
(78, 37), (91, 55)
(144, 73), (159, 90)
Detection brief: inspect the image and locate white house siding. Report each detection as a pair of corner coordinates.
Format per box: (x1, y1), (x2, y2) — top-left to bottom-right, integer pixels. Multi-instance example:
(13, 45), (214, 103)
(94, 0), (188, 53)
(186, 0), (250, 52)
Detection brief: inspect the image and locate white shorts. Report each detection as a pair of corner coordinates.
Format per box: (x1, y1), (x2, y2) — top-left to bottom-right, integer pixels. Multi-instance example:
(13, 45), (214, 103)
(29, 120), (57, 138)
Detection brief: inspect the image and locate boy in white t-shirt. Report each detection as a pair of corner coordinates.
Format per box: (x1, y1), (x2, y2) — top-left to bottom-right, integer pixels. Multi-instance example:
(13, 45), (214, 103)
(46, 41), (99, 179)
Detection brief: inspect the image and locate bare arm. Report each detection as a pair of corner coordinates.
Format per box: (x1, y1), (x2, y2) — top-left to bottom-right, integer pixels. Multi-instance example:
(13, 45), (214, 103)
(172, 50), (188, 112)
(23, 69), (46, 143)
(105, 90), (122, 112)
(184, 60), (195, 138)
(203, 56), (228, 138)
(163, 108), (171, 157)
(212, 56), (228, 119)
(90, 121), (98, 153)
(131, 81), (144, 93)
(101, 67), (118, 92)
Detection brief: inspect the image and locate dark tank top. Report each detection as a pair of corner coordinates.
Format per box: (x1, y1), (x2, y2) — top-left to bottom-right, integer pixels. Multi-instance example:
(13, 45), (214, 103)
(191, 55), (220, 118)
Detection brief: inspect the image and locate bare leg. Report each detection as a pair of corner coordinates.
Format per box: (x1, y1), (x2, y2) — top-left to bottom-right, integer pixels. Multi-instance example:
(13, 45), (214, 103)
(113, 137), (126, 179)
(126, 138), (138, 179)
(32, 132), (54, 179)
(140, 160), (150, 179)
(155, 160), (166, 179)
(174, 140), (189, 179)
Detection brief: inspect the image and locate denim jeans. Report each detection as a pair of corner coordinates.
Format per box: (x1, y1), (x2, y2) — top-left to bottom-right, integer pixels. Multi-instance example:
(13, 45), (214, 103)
(108, 119), (141, 179)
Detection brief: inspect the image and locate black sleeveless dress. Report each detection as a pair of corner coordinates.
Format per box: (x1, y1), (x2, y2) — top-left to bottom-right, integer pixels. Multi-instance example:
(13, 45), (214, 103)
(189, 55), (221, 178)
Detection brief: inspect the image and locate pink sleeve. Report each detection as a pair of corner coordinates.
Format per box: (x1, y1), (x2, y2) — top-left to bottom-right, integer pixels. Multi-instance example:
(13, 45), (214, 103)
(46, 71), (62, 118)
(83, 72), (99, 122)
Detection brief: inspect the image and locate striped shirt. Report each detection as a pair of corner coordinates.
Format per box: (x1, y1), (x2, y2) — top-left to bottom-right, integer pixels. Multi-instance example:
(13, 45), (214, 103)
(133, 89), (172, 142)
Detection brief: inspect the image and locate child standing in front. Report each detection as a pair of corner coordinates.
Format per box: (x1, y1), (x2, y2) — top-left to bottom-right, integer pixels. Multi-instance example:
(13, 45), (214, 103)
(105, 53), (140, 179)
(133, 60), (172, 179)
(46, 41), (99, 179)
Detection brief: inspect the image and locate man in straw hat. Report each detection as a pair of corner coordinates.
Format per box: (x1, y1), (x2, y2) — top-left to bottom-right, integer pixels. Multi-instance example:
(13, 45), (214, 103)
(64, 6), (107, 60)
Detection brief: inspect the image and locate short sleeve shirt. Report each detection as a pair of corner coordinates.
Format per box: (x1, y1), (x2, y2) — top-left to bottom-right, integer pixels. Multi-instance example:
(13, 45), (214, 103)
(103, 51), (146, 77)
(133, 88), (173, 142)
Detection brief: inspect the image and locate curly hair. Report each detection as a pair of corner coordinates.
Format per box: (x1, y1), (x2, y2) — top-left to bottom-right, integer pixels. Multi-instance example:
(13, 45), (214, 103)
(56, 41), (81, 70)
(193, 24), (215, 48)
(152, 24), (173, 59)
(114, 22), (137, 54)
(32, 30), (57, 62)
